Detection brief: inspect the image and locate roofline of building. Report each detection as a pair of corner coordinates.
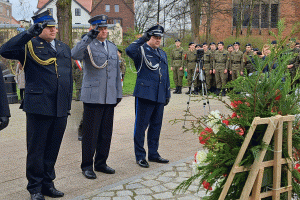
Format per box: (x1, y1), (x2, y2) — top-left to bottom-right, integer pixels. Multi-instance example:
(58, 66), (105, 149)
(73, 0), (91, 13)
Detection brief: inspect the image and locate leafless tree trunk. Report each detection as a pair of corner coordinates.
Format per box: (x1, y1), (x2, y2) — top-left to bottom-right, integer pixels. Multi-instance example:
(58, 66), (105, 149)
(247, 0), (255, 36)
(189, 0), (202, 43)
(56, 0), (72, 46)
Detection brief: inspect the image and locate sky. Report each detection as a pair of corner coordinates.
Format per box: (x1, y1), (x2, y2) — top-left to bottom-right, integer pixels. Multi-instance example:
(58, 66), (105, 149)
(9, 0), (38, 21)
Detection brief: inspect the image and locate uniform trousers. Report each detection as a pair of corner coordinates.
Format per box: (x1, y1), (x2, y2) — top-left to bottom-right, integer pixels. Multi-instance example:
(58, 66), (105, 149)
(187, 65), (196, 87)
(215, 68), (228, 89)
(172, 66), (184, 87)
(81, 103), (115, 171)
(26, 113), (67, 194)
(204, 69), (212, 90)
(134, 97), (164, 161)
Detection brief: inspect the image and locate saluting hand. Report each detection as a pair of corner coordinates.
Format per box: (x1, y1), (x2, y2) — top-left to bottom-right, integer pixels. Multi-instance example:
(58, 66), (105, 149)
(87, 26), (100, 39)
(27, 22), (48, 37)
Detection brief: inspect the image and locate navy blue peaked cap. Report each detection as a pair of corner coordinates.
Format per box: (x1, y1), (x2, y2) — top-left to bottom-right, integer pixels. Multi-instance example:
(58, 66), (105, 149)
(88, 15), (108, 27)
(32, 10), (56, 26)
(146, 25), (164, 37)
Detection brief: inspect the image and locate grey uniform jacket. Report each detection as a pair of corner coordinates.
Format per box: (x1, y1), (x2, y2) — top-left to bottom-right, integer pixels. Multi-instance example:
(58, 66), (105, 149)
(71, 36), (122, 104)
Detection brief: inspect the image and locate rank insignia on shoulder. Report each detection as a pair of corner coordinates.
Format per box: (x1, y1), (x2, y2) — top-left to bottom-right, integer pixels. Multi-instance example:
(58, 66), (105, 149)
(36, 46), (44, 48)
(40, 42), (43, 44)
(146, 47), (150, 51)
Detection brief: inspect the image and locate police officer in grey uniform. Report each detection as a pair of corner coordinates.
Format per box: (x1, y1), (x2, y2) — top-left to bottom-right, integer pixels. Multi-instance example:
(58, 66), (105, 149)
(71, 15), (122, 179)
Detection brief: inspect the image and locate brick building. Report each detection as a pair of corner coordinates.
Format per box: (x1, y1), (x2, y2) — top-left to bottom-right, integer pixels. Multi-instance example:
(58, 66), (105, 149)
(0, 0), (12, 24)
(91, 0), (134, 32)
(200, 0), (300, 42)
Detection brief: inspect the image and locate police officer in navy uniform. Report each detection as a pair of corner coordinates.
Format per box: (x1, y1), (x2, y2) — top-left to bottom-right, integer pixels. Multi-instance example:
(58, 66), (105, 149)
(126, 25), (170, 168)
(0, 10), (72, 200)
(0, 69), (10, 131)
(72, 15), (122, 179)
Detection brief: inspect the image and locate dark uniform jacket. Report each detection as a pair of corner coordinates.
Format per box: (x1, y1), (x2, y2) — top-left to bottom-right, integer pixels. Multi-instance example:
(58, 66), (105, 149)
(0, 31), (72, 117)
(126, 37), (170, 104)
(0, 69), (10, 117)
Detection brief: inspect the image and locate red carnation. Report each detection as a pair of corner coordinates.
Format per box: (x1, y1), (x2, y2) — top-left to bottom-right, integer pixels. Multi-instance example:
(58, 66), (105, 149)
(194, 152), (197, 162)
(231, 102), (237, 108)
(275, 95), (281, 101)
(222, 120), (229, 126)
(237, 100), (243, 105)
(202, 180), (212, 190)
(231, 112), (237, 118)
(236, 127), (244, 136)
(245, 102), (250, 107)
(204, 127), (213, 133)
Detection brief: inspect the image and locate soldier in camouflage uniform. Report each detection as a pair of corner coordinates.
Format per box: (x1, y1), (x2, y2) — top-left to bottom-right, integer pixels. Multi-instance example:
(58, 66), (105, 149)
(227, 44), (233, 85)
(209, 42), (217, 93)
(170, 39), (184, 94)
(73, 60), (83, 101)
(212, 42), (229, 96)
(202, 43), (213, 94)
(184, 42), (197, 94)
(243, 43), (254, 75)
(230, 42), (244, 81)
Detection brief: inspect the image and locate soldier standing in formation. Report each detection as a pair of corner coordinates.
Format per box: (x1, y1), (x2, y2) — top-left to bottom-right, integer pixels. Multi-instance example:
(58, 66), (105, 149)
(170, 39), (184, 94)
(202, 43), (213, 94)
(0, 68), (10, 131)
(72, 15), (122, 179)
(185, 42), (197, 94)
(243, 43), (254, 75)
(0, 10), (72, 200)
(230, 42), (244, 81)
(209, 42), (217, 93)
(72, 60), (83, 101)
(126, 25), (170, 168)
(213, 42), (229, 96)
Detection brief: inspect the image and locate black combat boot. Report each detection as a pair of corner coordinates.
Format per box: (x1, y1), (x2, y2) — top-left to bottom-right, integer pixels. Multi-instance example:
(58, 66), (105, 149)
(173, 86), (178, 94)
(185, 87), (191, 95)
(177, 86), (182, 94)
(192, 87), (198, 95)
(215, 88), (221, 96)
(221, 89), (226, 96)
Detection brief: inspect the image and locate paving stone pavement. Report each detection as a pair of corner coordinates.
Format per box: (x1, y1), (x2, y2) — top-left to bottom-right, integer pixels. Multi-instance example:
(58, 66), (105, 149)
(74, 157), (208, 200)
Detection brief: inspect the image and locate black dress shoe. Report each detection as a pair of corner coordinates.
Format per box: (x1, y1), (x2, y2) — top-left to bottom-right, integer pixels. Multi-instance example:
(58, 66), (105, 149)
(42, 187), (64, 198)
(148, 157), (169, 163)
(30, 193), (45, 200)
(136, 159), (149, 168)
(95, 165), (115, 174)
(82, 169), (97, 179)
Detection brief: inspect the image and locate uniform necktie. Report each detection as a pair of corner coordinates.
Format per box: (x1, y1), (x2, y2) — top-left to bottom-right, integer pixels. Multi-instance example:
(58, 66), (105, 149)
(102, 41), (107, 51)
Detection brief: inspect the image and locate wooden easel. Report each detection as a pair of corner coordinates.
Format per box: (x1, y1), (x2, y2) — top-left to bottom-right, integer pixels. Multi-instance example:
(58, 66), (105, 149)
(218, 115), (295, 200)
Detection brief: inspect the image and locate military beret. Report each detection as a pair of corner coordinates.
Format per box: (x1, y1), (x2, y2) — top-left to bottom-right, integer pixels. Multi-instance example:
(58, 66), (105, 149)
(233, 42), (240, 45)
(218, 41), (224, 45)
(195, 44), (203, 48)
(202, 42), (208, 45)
(271, 40), (277, 44)
(245, 43), (252, 47)
(118, 49), (122, 54)
(32, 10), (56, 26)
(146, 25), (164, 37)
(189, 42), (195, 46)
(209, 42), (216, 45)
(296, 42), (300, 45)
(88, 15), (108, 27)
(253, 48), (259, 51)
(175, 39), (181, 42)
(227, 44), (233, 48)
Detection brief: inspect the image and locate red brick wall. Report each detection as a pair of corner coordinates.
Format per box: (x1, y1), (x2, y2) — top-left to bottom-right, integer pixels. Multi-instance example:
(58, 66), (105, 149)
(200, 0), (300, 42)
(0, 2), (12, 24)
(91, 0), (134, 33)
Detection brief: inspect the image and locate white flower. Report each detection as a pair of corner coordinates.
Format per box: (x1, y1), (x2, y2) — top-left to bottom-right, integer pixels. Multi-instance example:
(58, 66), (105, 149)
(206, 110), (222, 133)
(192, 150), (208, 174)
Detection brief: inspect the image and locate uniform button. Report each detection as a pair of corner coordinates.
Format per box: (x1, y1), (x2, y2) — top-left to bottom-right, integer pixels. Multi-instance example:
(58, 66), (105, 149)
(141, 83), (144, 85)
(58, 75), (61, 77)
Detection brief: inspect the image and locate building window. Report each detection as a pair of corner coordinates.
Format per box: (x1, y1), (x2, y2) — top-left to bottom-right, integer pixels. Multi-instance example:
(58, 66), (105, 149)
(233, 3), (278, 28)
(75, 8), (81, 16)
(47, 8), (53, 16)
(115, 5), (119, 12)
(105, 5), (110, 12)
(113, 19), (121, 24)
